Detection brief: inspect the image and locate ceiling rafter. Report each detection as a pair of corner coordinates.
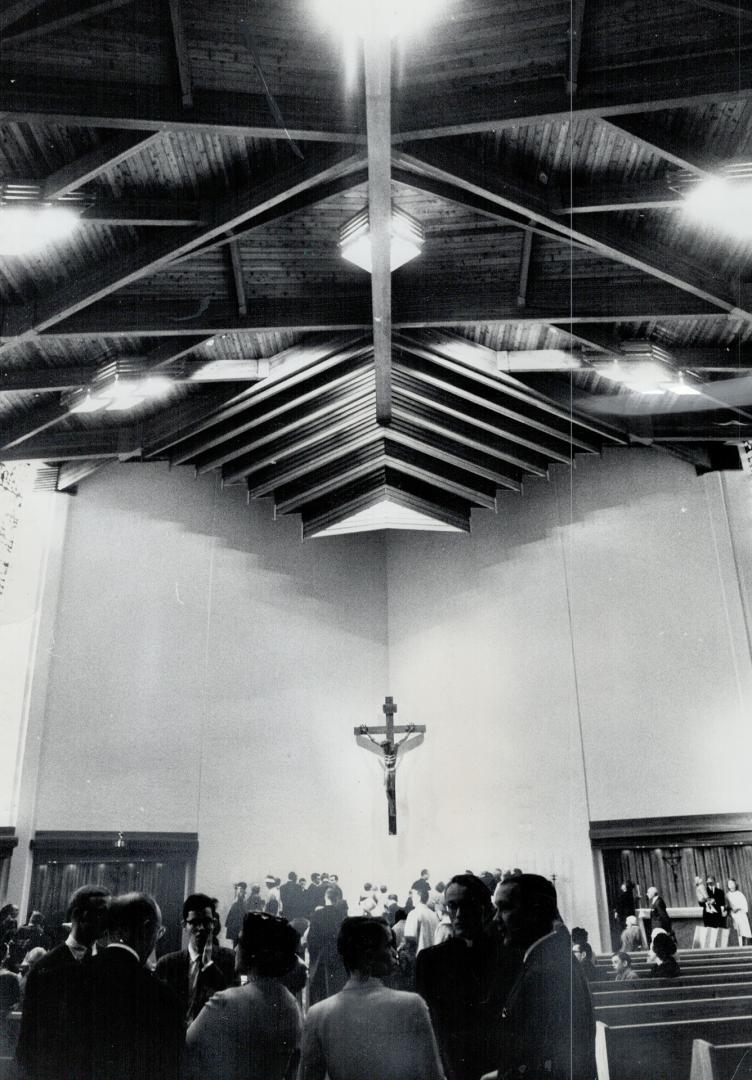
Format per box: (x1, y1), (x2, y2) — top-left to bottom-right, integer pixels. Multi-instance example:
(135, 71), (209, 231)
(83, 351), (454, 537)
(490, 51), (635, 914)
(167, 0), (193, 108)
(0, 0), (135, 45)
(0, 75), (364, 142)
(394, 146), (746, 318)
(41, 131), (163, 200)
(0, 148), (367, 345)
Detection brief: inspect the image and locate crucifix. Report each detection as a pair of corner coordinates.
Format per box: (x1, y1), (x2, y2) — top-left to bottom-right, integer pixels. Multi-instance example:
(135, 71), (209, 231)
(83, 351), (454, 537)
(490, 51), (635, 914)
(354, 696), (426, 835)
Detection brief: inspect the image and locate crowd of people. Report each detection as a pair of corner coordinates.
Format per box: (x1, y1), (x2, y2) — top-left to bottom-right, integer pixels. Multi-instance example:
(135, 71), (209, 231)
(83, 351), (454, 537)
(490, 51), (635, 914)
(1, 867), (750, 1080)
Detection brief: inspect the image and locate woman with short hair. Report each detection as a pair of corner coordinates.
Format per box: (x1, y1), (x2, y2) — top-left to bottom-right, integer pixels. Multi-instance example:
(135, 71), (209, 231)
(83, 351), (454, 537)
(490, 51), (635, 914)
(184, 912), (302, 1080)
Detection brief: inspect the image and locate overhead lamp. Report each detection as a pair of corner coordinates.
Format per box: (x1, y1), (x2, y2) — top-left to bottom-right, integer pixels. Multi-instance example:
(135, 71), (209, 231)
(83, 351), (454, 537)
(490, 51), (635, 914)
(682, 175), (752, 239)
(63, 361), (174, 415)
(313, 0), (441, 38)
(0, 204), (78, 256)
(339, 205), (424, 272)
(596, 358), (701, 397)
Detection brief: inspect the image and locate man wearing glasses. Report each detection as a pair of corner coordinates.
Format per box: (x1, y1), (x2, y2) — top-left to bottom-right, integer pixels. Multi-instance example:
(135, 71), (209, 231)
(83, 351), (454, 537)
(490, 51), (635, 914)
(155, 893), (237, 1022)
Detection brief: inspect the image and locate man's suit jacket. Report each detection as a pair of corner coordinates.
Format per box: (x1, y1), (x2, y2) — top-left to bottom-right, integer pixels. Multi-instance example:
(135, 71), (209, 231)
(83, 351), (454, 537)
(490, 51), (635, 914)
(155, 945), (236, 1020)
(16, 942), (80, 1080)
(650, 895), (673, 934)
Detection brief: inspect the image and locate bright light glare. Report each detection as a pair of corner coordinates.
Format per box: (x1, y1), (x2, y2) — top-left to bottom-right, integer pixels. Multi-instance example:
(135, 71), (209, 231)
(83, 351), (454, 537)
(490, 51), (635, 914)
(341, 232), (422, 272)
(598, 361), (701, 396)
(313, 0), (441, 38)
(68, 390), (110, 414)
(0, 206), (78, 256)
(683, 177), (752, 238)
(140, 376), (173, 398)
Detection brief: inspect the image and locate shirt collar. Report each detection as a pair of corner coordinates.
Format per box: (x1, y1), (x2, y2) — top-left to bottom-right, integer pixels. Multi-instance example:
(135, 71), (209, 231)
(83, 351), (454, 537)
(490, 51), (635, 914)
(65, 934), (88, 961)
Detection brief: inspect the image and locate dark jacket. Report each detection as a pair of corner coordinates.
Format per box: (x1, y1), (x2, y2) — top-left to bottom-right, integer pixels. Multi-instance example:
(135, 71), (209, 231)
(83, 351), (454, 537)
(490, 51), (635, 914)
(498, 928), (596, 1080)
(155, 945), (236, 1021)
(307, 905), (347, 1005)
(649, 895), (673, 935)
(416, 934), (519, 1080)
(16, 943), (80, 1079)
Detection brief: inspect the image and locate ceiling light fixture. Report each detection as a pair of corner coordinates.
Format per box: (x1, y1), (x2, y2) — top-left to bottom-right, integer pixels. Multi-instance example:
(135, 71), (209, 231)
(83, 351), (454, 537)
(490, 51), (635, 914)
(0, 204), (78, 256)
(63, 361), (175, 415)
(313, 0), (440, 38)
(597, 359), (701, 397)
(339, 205), (424, 272)
(682, 175), (752, 239)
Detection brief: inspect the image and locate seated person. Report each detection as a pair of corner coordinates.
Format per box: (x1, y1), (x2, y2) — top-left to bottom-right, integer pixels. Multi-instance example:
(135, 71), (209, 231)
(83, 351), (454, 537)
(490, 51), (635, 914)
(643, 933), (680, 977)
(185, 912), (302, 1080)
(300, 917), (445, 1080)
(611, 952), (638, 982)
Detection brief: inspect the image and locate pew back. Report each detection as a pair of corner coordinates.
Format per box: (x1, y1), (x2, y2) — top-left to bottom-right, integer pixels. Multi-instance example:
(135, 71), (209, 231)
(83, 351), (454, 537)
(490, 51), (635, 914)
(596, 1016), (752, 1080)
(689, 1040), (752, 1080)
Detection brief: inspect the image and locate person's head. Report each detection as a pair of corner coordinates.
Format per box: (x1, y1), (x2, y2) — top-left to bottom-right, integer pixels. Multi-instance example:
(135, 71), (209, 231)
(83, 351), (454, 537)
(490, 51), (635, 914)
(420, 869), (430, 881)
(234, 882), (247, 898)
(646, 886), (658, 901)
(363, 882), (373, 893)
(706, 876), (715, 888)
(625, 915), (638, 927)
(324, 886), (342, 906)
(29, 911), (44, 926)
(444, 873), (494, 943)
(611, 951), (632, 974)
(393, 908), (407, 925)
(493, 874), (558, 950)
(337, 917), (395, 978)
(572, 941), (593, 962)
(694, 876), (703, 886)
(182, 893), (216, 953)
(310, 873), (320, 885)
(652, 934), (677, 962)
(20, 947), (47, 976)
(379, 885), (387, 894)
(571, 926), (589, 946)
(330, 875), (339, 884)
(67, 884), (111, 947)
(411, 881), (430, 905)
(238, 912), (298, 977)
(265, 875), (276, 889)
(619, 883), (628, 893)
(211, 901), (221, 938)
(650, 927), (668, 943)
(436, 881), (446, 894)
(299, 878), (307, 889)
(109, 893), (162, 964)
(728, 878), (738, 891)
(250, 884), (261, 896)
(287, 872), (297, 883)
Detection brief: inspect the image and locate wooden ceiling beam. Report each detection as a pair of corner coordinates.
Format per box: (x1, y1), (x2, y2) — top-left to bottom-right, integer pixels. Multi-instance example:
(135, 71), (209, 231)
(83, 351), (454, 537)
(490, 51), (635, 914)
(248, 427), (382, 498)
(599, 118), (717, 179)
(55, 459), (110, 491)
(275, 454), (388, 515)
(15, 280), (724, 340)
(363, 26), (393, 425)
(41, 132), (162, 200)
(0, 75), (362, 142)
(301, 480), (470, 537)
(227, 241), (247, 317)
(0, 367), (96, 392)
(0, 0), (46, 31)
(393, 49), (752, 140)
(0, 0), (134, 45)
(167, 0), (193, 108)
(384, 428), (521, 492)
(554, 179), (683, 214)
(394, 146), (744, 317)
(385, 455), (498, 510)
(567, 0), (588, 96)
(2, 149), (366, 343)
(0, 428), (139, 460)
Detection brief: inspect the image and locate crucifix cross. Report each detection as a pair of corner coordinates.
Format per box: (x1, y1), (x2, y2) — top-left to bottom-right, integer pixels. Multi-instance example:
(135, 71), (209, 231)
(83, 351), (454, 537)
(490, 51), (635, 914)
(354, 696), (426, 836)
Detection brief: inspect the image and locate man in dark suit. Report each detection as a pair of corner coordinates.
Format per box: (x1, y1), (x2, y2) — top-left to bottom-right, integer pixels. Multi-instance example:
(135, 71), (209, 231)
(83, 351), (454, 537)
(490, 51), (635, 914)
(280, 872), (305, 920)
(493, 874), (596, 1080)
(416, 874), (518, 1080)
(646, 885), (674, 938)
(155, 892), (236, 1022)
(307, 886), (348, 1004)
(702, 876), (728, 929)
(224, 882), (247, 947)
(79, 892), (184, 1080)
(16, 883), (111, 1080)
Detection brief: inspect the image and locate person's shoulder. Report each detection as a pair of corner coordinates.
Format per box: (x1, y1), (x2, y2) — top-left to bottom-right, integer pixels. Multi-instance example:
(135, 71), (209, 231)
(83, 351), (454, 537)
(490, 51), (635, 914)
(154, 949), (186, 972)
(32, 942), (71, 972)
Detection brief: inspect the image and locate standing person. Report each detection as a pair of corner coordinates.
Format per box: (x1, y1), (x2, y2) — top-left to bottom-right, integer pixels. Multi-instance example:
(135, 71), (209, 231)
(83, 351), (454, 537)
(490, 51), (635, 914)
(300, 917), (445, 1080)
(726, 879), (752, 945)
(184, 912), (302, 1080)
(307, 886), (348, 1005)
(417, 874), (517, 1080)
(404, 881), (439, 955)
(703, 876), (727, 929)
(280, 873), (305, 921)
(16, 884), (110, 1080)
(155, 893), (236, 1023)
(226, 883), (248, 947)
(620, 915), (642, 951)
(491, 873), (596, 1080)
(646, 886), (674, 939)
(247, 885), (265, 913)
(78, 892), (184, 1080)
(611, 881), (636, 949)
(572, 941), (598, 983)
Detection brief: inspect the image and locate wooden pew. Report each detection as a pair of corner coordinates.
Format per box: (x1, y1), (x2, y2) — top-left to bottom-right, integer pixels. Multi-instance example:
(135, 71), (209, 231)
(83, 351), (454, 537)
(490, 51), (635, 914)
(690, 1039), (752, 1080)
(594, 981), (752, 1009)
(591, 965), (752, 988)
(595, 993), (752, 1028)
(595, 1015), (752, 1080)
(592, 971), (752, 990)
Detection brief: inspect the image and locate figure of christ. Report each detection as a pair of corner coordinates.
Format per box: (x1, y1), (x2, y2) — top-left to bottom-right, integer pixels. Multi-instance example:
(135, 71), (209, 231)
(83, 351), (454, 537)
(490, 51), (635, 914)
(354, 697), (425, 835)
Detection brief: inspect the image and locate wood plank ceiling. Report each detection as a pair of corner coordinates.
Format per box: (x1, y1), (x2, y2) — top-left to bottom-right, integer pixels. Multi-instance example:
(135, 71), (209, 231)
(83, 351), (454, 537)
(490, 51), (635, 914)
(1, 0), (752, 529)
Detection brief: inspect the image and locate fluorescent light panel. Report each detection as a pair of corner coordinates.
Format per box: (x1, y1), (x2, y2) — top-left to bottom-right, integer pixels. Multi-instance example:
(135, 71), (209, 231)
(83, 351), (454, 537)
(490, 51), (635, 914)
(0, 205), (78, 256)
